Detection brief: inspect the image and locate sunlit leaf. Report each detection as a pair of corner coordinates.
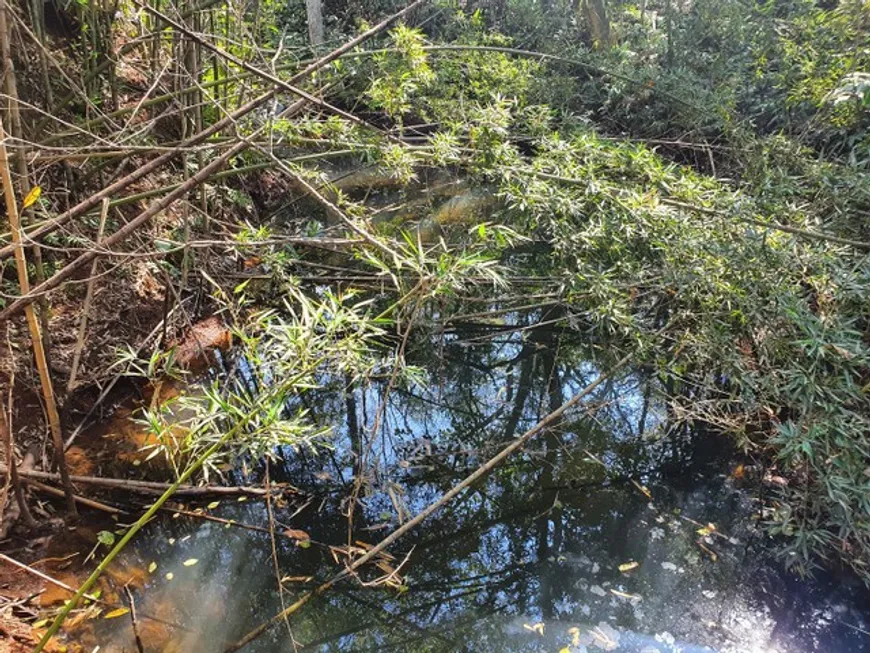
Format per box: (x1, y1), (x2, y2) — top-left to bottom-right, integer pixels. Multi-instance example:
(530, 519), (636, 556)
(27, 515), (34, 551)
(104, 608), (130, 619)
(22, 186), (41, 209)
(618, 561), (639, 572)
(165, 572), (174, 580)
(523, 622), (544, 635)
(696, 523), (717, 537)
(148, 562), (157, 573)
(207, 501), (220, 510)
(182, 558), (199, 567)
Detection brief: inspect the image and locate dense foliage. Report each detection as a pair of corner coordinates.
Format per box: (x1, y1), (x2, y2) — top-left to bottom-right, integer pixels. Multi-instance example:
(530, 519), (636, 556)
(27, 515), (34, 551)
(7, 0), (869, 598)
(312, 0), (870, 580)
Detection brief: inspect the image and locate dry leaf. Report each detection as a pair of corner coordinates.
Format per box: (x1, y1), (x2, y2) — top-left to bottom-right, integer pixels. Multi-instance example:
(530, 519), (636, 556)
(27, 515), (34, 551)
(182, 558), (198, 567)
(568, 626), (581, 646)
(148, 562), (157, 573)
(283, 528), (311, 541)
(618, 561), (639, 572)
(104, 607), (130, 619)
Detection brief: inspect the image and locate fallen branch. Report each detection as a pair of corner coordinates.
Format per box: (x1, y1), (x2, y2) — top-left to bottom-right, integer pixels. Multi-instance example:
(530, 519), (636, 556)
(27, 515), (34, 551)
(0, 465), (285, 497)
(25, 479), (124, 515)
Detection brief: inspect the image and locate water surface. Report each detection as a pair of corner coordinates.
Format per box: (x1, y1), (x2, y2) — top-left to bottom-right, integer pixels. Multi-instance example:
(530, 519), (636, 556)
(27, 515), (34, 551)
(86, 318), (870, 652)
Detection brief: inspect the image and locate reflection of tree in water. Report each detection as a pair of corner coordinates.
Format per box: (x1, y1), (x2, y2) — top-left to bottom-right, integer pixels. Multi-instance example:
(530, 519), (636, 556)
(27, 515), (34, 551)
(96, 309), (870, 652)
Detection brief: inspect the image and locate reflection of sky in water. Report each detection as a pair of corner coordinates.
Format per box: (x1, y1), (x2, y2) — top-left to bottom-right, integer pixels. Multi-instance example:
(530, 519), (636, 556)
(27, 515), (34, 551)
(93, 324), (870, 653)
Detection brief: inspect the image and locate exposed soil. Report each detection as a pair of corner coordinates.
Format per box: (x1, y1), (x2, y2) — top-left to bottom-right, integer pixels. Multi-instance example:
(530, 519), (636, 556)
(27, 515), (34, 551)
(1, 280), (231, 649)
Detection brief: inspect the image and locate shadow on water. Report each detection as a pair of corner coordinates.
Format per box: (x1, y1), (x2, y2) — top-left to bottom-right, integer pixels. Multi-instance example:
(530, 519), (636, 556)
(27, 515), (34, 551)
(89, 311), (870, 653)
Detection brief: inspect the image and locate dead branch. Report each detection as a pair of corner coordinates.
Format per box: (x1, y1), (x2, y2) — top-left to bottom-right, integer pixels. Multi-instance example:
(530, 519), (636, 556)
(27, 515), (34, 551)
(0, 465), (288, 497)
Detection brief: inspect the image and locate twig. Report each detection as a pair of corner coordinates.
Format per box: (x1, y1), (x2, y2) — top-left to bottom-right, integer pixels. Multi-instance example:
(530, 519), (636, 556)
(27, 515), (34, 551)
(64, 297), (190, 449)
(124, 586), (146, 653)
(66, 197), (110, 394)
(0, 381), (36, 534)
(159, 504), (272, 534)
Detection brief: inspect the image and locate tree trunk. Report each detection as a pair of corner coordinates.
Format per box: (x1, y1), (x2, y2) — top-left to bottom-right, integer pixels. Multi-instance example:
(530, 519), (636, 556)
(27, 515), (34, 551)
(306, 0), (324, 46)
(582, 0), (611, 49)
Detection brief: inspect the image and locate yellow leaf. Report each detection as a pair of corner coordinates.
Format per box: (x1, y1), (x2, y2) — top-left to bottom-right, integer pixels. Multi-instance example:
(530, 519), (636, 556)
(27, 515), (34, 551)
(148, 562), (157, 573)
(207, 501), (220, 510)
(523, 622), (545, 635)
(104, 607), (130, 619)
(559, 648), (571, 653)
(618, 561), (639, 572)
(632, 479), (653, 500)
(568, 626), (581, 646)
(32, 619), (49, 629)
(22, 186), (41, 209)
(165, 572), (174, 580)
(696, 522), (717, 537)
(183, 558), (198, 567)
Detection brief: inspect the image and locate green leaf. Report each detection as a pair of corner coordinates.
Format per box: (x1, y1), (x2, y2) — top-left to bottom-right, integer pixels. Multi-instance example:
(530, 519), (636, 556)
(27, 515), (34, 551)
(97, 531), (116, 547)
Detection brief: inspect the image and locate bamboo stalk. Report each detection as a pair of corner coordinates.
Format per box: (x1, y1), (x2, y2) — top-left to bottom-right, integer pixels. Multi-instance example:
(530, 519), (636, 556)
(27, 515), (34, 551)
(0, 118), (77, 516)
(1, 0), (431, 323)
(0, 0), (53, 360)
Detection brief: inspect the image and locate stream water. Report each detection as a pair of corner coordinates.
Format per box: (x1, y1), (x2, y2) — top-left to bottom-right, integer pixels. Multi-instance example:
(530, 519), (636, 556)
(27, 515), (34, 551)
(75, 316), (869, 653)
